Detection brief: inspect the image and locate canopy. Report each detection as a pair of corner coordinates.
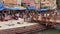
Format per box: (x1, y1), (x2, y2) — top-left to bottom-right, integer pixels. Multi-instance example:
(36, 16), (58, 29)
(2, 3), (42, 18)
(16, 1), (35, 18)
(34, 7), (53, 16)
(6, 8), (26, 10)
(27, 6), (36, 11)
(41, 9), (48, 11)
(0, 2), (4, 11)
(38, 8), (48, 13)
(5, 6), (27, 10)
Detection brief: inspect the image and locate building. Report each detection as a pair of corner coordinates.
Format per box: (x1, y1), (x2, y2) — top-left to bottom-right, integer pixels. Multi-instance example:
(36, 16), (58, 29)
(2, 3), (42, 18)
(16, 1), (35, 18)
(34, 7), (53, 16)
(1, 0), (57, 9)
(2, 0), (17, 4)
(22, 0), (40, 9)
(22, 0), (57, 9)
(41, 0), (57, 9)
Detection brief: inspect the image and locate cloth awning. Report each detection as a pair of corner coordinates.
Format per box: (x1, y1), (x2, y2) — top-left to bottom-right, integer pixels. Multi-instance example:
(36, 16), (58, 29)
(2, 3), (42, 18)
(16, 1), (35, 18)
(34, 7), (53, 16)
(5, 7), (26, 10)
(0, 2), (4, 11)
(27, 6), (36, 11)
(40, 9), (48, 11)
(38, 9), (48, 13)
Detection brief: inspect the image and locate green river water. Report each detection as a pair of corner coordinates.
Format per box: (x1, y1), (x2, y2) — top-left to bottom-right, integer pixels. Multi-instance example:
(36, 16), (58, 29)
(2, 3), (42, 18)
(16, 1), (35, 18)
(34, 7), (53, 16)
(35, 29), (60, 34)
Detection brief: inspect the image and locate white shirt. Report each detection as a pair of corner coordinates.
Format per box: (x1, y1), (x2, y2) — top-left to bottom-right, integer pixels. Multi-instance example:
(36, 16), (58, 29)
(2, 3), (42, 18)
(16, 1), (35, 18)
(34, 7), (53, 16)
(16, 13), (19, 17)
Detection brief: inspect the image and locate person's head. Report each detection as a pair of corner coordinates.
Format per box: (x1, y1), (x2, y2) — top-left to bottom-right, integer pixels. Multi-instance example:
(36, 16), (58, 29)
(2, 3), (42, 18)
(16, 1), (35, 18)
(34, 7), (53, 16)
(28, 5), (30, 6)
(25, 10), (29, 13)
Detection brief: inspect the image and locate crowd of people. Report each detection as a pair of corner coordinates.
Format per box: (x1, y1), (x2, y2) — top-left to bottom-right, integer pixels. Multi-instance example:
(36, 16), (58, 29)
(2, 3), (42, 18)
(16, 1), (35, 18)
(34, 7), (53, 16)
(0, 9), (57, 26)
(0, 10), (38, 22)
(0, 8), (59, 27)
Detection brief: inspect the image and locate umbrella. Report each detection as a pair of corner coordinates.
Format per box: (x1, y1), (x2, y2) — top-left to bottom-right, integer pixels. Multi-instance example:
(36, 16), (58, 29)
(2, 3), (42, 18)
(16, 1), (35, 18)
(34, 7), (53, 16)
(0, 2), (4, 11)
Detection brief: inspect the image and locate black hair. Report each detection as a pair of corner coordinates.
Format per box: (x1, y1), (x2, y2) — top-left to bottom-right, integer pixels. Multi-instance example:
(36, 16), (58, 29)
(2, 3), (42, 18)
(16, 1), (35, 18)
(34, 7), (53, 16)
(28, 5), (30, 6)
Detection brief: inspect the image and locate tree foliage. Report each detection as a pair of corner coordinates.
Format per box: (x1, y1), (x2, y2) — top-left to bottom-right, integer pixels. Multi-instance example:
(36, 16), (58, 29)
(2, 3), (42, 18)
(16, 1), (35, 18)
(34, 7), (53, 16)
(56, 0), (60, 7)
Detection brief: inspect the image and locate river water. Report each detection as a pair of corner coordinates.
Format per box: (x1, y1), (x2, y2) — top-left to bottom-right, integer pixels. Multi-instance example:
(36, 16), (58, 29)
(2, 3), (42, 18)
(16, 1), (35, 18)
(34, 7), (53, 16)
(31, 29), (60, 34)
